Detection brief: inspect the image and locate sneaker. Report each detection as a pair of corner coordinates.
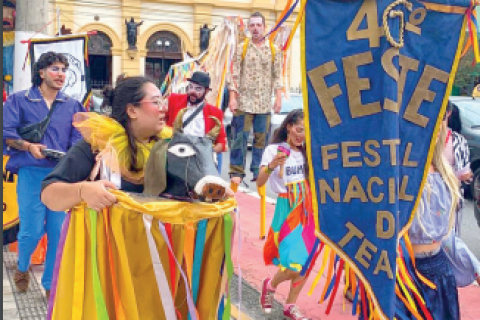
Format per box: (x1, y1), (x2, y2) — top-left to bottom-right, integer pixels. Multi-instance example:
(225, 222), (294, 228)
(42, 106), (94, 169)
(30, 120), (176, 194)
(284, 305), (310, 320)
(259, 278), (275, 314)
(14, 269), (29, 292)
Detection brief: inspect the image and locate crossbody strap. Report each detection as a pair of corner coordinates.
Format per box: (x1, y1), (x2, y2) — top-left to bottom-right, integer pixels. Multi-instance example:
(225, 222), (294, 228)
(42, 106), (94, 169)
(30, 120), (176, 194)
(182, 102), (206, 129)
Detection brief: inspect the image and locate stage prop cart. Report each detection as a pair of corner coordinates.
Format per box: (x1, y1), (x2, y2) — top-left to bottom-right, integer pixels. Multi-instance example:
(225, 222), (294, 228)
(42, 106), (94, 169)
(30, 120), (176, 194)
(47, 191), (237, 320)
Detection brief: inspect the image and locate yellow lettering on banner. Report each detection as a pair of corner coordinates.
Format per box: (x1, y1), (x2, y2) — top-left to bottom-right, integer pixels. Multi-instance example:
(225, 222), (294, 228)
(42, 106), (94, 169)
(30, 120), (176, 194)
(342, 142), (362, 167)
(399, 175), (414, 201)
(376, 210), (395, 239)
(308, 61), (342, 128)
(382, 139), (401, 166)
(355, 238), (378, 269)
(343, 52), (382, 119)
(319, 178), (341, 204)
(364, 140), (381, 167)
(402, 142), (418, 167)
(404, 65), (449, 127)
(367, 177), (384, 203)
(374, 250), (394, 279)
(389, 177), (396, 204)
(339, 222), (365, 248)
(346, 0), (383, 48)
(344, 176), (368, 203)
(406, 8), (427, 35)
(321, 144), (339, 170)
(382, 49), (420, 113)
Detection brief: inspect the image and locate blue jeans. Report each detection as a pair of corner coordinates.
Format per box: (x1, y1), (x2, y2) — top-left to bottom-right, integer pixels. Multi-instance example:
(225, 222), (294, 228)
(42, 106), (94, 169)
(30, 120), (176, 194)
(17, 166), (66, 290)
(229, 111), (271, 179)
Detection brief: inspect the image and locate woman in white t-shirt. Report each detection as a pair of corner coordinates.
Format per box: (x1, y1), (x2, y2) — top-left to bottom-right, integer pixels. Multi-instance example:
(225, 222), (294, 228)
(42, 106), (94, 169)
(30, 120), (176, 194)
(256, 110), (316, 320)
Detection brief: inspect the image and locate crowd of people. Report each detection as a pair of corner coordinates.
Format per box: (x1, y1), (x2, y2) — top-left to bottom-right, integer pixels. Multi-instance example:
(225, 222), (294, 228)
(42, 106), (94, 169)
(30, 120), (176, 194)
(3, 11), (480, 320)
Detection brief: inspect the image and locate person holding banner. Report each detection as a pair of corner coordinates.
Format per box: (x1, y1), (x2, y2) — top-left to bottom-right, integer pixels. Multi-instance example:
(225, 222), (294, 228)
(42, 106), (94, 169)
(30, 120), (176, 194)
(256, 110), (316, 320)
(3, 52), (85, 297)
(396, 114), (480, 320)
(229, 12), (284, 185)
(41, 77), (169, 212)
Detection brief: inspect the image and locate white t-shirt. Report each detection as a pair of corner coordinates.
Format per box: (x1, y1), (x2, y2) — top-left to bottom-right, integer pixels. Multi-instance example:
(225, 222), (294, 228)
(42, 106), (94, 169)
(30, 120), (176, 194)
(182, 104), (205, 137)
(260, 143), (306, 193)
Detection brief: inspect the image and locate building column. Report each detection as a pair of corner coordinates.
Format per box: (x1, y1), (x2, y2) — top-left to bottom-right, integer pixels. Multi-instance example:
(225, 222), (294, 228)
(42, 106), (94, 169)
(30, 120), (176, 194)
(111, 49), (123, 85)
(193, 4), (213, 56)
(121, 0), (142, 75)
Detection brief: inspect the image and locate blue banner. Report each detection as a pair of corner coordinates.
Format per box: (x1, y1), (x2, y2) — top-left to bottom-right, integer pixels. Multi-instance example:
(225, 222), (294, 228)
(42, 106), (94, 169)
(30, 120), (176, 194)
(303, 0), (471, 318)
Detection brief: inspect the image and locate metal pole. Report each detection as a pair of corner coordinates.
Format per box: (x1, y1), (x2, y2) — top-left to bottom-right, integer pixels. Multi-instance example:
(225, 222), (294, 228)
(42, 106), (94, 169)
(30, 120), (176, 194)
(57, 7), (62, 36)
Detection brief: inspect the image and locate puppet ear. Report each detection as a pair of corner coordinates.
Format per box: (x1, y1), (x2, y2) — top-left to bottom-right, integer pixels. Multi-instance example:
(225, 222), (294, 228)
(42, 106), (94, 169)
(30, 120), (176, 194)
(143, 140), (169, 196)
(173, 108), (188, 133)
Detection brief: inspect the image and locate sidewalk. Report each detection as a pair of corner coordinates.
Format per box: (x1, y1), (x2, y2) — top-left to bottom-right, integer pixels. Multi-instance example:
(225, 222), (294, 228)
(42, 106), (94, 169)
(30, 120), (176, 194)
(232, 190), (480, 320)
(2, 247), (48, 320)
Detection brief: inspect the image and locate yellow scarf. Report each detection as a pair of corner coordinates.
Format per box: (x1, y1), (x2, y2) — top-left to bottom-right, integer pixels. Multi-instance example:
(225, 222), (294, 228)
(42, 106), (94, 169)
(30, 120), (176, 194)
(73, 112), (172, 183)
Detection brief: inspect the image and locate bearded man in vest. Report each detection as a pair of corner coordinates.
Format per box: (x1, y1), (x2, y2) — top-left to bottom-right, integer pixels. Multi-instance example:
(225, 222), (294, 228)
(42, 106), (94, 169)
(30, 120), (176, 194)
(165, 71), (227, 153)
(228, 11), (284, 186)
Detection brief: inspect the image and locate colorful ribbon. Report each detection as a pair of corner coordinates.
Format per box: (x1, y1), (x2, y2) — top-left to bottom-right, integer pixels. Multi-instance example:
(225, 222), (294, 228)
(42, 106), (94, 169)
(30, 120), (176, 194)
(89, 209), (110, 320)
(190, 219), (207, 319)
(46, 212), (71, 320)
(142, 215), (178, 320)
(157, 221), (199, 320)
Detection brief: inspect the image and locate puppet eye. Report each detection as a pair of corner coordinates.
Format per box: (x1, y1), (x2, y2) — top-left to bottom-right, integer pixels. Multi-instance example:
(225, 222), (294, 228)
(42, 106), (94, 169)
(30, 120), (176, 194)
(168, 144), (196, 158)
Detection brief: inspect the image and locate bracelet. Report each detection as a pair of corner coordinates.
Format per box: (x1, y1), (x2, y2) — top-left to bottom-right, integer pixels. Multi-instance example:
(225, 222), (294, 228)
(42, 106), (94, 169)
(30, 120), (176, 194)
(78, 181), (86, 201)
(265, 165), (274, 174)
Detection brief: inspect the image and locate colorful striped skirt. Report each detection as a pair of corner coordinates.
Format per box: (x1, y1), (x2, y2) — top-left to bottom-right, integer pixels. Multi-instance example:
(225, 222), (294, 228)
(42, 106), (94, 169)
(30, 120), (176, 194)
(263, 181), (317, 272)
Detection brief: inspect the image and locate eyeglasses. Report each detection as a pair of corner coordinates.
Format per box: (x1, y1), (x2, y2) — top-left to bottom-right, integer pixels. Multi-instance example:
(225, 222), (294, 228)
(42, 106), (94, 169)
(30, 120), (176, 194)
(47, 66), (68, 73)
(138, 99), (166, 110)
(186, 84), (205, 92)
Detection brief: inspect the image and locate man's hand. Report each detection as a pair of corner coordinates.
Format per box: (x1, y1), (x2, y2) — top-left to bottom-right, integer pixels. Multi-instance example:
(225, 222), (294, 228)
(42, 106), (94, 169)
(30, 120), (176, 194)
(273, 95), (282, 114)
(28, 143), (47, 159)
(80, 180), (118, 212)
(229, 97), (238, 114)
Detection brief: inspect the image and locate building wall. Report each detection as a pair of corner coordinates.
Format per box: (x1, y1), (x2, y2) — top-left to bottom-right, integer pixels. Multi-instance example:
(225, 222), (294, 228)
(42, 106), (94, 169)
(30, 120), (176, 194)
(48, 0), (302, 92)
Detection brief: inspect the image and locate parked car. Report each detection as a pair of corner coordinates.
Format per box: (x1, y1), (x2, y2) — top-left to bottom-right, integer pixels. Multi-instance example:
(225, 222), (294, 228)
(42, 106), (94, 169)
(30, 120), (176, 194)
(449, 96), (480, 226)
(224, 93), (304, 147)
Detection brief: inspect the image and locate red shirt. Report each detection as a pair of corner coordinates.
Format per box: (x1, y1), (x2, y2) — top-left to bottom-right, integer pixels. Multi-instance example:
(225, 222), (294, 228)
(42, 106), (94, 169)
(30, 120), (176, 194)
(165, 93), (227, 152)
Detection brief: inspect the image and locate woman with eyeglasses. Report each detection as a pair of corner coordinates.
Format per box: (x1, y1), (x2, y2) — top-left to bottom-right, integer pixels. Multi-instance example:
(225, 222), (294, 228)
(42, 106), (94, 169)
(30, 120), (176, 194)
(3, 52), (85, 298)
(41, 77), (170, 213)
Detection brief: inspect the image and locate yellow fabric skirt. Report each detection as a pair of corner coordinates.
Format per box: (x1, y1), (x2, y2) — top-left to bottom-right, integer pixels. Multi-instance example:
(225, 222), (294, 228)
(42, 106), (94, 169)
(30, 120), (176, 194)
(50, 191), (237, 320)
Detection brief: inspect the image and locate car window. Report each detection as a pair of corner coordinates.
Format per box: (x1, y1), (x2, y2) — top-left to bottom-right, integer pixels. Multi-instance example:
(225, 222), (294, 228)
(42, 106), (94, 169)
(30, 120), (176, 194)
(280, 96), (303, 114)
(456, 101), (480, 128)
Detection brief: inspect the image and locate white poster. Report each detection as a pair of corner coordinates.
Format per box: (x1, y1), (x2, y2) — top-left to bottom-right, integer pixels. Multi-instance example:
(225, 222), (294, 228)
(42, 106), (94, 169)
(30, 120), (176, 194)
(31, 35), (89, 103)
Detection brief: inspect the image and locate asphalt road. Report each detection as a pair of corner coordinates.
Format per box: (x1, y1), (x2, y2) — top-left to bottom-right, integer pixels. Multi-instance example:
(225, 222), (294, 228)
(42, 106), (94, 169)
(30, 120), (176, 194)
(220, 150), (480, 261)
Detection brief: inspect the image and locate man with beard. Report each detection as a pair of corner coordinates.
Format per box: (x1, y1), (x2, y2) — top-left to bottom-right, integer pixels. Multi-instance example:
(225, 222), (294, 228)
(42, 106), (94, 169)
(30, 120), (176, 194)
(229, 12), (283, 185)
(165, 71), (227, 153)
(3, 52), (85, 298)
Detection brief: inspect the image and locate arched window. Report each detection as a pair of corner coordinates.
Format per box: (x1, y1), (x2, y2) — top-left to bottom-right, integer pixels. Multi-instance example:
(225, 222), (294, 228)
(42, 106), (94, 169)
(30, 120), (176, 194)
(145, 31), (182, 87)
(88, 31), (113, 56)
(88, 31), (113, 89)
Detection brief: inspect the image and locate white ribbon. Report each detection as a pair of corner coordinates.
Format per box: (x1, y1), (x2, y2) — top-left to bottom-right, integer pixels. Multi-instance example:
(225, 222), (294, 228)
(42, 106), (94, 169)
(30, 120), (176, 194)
(142, 215), (178, 320)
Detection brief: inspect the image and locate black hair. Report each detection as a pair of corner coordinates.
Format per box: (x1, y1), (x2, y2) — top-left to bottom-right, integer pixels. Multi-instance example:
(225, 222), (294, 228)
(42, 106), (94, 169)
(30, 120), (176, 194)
(31, 52), (69, 87)
(104, 76), (155, 172)
(271, 109), (309, 177)
(249, 12), (266, 26)
(447, 101), (462, 134)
